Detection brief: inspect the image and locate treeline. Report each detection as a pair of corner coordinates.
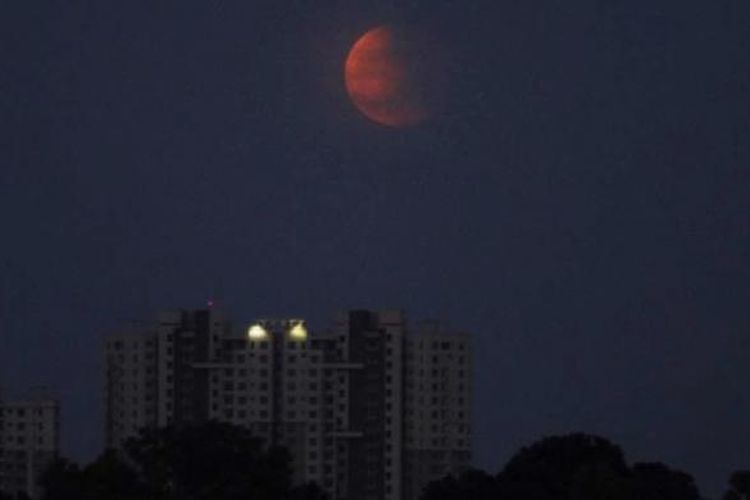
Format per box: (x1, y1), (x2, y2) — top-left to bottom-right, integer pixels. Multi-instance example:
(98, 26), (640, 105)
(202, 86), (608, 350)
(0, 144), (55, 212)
(2, 425), (747, 500)
(421, 433), (750, 500)
(18, 421), (326, 500)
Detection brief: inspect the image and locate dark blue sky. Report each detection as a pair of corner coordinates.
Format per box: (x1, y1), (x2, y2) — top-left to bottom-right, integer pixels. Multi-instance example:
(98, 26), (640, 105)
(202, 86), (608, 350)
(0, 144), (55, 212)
(1, 1), (748, 497)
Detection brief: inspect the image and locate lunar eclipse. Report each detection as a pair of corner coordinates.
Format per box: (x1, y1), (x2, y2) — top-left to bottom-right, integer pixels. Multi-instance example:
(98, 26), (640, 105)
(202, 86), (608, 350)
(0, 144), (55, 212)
(345, 25), (440, 127)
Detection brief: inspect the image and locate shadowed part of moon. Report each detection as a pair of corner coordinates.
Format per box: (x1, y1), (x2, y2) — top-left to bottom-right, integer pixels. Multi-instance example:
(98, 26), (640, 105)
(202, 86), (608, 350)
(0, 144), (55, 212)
(345, 26), (430, 127)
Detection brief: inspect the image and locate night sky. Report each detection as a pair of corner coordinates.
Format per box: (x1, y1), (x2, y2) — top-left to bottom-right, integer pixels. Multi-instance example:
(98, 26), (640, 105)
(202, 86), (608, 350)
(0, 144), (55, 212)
(1, 1), (749, 497)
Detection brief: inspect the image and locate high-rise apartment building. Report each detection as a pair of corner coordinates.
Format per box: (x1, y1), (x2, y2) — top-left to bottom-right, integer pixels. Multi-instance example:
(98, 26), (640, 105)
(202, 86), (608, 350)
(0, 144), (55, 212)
(403, 321), (472, 500)
(106, 310), (339, 488)
(105, 308), (472, 500)
(0, 399), (60, 499)
(105, 326), (159, 448)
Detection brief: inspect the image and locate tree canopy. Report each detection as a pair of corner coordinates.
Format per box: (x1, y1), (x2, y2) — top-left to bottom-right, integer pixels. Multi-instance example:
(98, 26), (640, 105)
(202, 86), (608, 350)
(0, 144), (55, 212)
(124, 420), (291, 500)
(724, 470), (750, 500)
(421, 433), (703, 500)
(499, 433), (630, 500)
(40, 421), (300, 500)
(35, 426), (745, 500)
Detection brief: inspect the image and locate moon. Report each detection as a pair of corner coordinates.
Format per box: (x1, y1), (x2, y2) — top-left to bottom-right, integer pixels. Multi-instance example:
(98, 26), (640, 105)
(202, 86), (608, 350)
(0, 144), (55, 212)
(344, 25), (435, 127)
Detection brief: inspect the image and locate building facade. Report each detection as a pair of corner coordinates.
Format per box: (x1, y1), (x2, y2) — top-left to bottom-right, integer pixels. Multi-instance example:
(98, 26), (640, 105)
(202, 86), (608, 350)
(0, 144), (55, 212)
(105, 326), (159, 448)
(0, 399), (60, 499)
(403, 321), (472, 500)
(105, 308), (472, 500)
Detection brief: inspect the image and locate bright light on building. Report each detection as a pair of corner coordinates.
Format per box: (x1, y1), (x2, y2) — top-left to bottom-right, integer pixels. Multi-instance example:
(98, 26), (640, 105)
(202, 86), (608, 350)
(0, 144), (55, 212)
(289, 322), (307, 340)
(247, 324), (268, 340)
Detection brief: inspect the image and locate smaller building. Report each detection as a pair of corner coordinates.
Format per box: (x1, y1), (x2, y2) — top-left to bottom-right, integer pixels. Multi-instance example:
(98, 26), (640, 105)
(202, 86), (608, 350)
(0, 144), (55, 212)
(0, 399), (60, 499)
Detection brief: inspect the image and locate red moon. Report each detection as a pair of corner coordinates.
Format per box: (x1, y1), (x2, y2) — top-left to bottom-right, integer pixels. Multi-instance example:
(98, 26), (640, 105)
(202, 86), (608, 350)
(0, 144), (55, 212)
(345, 25), (431, 127)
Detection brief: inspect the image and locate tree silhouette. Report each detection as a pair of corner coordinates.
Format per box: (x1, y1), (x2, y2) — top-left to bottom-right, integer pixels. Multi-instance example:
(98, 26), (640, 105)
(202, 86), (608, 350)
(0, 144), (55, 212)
(630, 462), (702, 500)
(287, 481), (330, 500)
(724, 471), (750, 500)
(38, 428), (729, 500)
(40, 421), (297, 500)
(421, 433), (708, 500)
(498, 433), (630, 500)
(124, 420), (292, 500)
(421, 468), (497, 500)
(39, 458), (85, 500)
(81, 449), (145, 500)
(0, 493), (30, 500)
